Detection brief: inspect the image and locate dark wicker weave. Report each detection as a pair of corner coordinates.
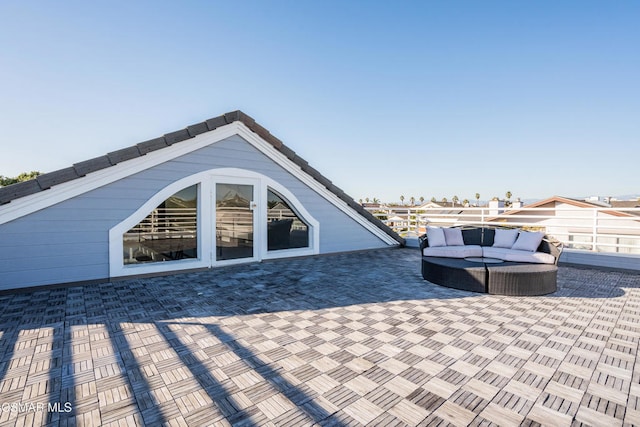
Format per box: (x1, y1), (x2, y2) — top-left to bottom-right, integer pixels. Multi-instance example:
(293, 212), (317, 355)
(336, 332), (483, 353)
(486, 262), (557, 296)
(420, 226), (563, 295)
(421, 257), (487, 293)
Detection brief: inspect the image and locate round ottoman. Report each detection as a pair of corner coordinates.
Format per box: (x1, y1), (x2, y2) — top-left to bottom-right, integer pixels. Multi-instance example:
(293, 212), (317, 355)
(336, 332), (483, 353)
(486, 263), (557, 296)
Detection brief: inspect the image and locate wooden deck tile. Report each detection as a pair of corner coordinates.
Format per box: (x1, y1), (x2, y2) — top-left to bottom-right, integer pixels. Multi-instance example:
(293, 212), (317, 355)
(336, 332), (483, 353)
(342, 397), (384, 425)
(388, 399), (429, 425)
(574, 405), (623, 427)
(526, 402), (573, 427)
(479, 402), (525, 427)
(433, 400), (477, 426)
(0, 249), (639, 425)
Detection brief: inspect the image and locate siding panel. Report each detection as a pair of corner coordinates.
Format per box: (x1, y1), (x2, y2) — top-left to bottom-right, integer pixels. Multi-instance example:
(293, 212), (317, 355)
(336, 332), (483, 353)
(0, 231), (104, 247)
(0, 264), (107, 288)
(0, 135), (389, 290)
(0, 248), (106, 272)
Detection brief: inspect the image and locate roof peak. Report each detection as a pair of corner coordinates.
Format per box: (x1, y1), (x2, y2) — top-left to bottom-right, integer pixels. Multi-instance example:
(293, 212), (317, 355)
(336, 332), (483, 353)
(0, 110), (403, 244)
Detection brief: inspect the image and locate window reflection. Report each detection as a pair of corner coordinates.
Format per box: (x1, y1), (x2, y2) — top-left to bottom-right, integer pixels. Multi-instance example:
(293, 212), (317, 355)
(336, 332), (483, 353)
(123, 185), (198, 264)
(267, 189), (309, 250)
(216, 183), (254, 260)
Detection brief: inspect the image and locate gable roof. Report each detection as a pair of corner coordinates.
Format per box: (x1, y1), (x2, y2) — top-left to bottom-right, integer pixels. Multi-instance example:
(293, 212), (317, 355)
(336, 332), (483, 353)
(0, 110), (403, 244)
(611, 200), (640, 215)
(519, 195), (603, 210)
(498, 195), (639, 220)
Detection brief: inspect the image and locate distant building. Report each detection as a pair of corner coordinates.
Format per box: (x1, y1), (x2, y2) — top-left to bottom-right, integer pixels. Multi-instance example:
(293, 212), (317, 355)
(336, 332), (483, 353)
(491, 196), (640, 254)
(377, 195), (640, 256)
(610, 200), (640, 212)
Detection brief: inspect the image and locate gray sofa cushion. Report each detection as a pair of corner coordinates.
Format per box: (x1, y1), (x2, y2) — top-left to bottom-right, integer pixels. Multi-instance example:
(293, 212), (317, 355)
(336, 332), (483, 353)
(443, 228), (465, 246)
(423, 245), (483, 258)
(462, 228), (482, 245)
(483, 247), (555, 264)
(493, 229), (519, 248)
(512, 231), (545, 252)
(427, 226), (447, 247)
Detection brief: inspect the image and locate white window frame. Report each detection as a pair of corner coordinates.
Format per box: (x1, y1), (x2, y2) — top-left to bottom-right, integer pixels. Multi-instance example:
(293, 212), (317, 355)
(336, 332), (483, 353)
(264, 187), (314, 256)
(109, 168), (319, 278)
(212, 175), (261, 267)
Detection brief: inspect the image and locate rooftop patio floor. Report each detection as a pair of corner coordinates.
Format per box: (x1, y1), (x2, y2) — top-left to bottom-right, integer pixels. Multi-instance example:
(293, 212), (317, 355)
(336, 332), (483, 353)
(1, 248), (640, 426)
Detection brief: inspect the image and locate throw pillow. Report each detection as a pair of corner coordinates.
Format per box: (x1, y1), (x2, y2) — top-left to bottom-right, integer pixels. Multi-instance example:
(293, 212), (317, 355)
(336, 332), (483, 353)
(427, 226), (447, 247)
(511, 231), (545, 252)
(443, 228), (465, 246)
(493, 228), (519, 248)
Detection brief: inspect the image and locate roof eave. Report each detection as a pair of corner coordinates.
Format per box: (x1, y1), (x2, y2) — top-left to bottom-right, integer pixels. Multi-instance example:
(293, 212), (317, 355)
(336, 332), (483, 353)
(0, 110), (403, 244)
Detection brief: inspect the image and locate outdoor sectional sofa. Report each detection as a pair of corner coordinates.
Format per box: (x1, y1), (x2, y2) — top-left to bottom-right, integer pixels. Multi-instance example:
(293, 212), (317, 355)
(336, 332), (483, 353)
(419, 226), (563, 296)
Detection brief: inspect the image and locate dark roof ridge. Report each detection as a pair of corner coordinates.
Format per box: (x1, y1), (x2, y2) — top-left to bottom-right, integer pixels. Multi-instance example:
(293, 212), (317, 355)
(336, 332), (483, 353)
(0, 110), (403, 244)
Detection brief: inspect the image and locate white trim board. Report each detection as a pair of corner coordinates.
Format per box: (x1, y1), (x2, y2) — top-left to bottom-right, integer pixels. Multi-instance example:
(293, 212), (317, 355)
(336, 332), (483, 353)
(109, 168), (321, 278)
(0, 124), (239, 225)
(1, 122), (398, 246)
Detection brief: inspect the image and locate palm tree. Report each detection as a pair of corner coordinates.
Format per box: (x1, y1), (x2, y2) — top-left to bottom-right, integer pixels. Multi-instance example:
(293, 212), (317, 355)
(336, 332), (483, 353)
(372, 197), (380, 204)
(505, 191), (512, 207)
(359, 198), (363, 204)
(462, 199), (470, 207)
(475, 193), (480, 206)
(441, 197), (448, 204)
(365, 197), (370, 203)
(410, 196), (415, 206)
(419, 196), (425, 205)
(452, 195), (459, 207)
(431, 197), (437, 203)
(400, 195), (405, 205)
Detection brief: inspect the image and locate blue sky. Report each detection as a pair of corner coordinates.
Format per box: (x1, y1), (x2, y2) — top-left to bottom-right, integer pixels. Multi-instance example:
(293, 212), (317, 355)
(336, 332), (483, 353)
(1, 1), (638, 203)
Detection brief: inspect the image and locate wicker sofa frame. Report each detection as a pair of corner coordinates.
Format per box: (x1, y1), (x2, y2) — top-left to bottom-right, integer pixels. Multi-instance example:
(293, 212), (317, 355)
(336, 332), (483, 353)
(419, 226), (563, 296)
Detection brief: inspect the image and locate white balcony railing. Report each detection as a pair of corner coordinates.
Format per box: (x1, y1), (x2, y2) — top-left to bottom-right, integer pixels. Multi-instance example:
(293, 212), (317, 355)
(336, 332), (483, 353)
(372, 206), (640, 256)
(125, 207), (198, 240)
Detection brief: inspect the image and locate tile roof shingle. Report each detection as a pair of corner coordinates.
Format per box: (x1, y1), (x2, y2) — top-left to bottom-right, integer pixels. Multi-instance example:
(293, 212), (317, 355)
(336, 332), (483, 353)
(0, 110), (403, 244)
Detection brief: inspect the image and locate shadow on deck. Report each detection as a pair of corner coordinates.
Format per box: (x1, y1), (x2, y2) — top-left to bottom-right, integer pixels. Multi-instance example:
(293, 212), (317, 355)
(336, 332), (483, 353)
(0, 248), (639, 425)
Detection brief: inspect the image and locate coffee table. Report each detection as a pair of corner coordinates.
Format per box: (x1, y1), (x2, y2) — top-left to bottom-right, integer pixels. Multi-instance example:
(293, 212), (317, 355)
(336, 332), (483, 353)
(465, 257), (503, 264)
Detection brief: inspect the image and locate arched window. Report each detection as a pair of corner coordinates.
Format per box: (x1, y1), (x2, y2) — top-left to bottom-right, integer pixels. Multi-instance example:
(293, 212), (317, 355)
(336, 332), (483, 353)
(111, 168), (320, 277)
(267, 188), (309, 250)
(123, 185), (198, 264)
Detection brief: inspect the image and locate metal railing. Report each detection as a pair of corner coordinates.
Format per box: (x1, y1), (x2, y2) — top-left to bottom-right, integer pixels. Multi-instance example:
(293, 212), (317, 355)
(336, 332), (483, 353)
(371, 206), (640, 254)
(124, 206), (309, 240)
(125, 207), (197, 240)
(268, 208), (308, 231)
(123, 207), (198, 264)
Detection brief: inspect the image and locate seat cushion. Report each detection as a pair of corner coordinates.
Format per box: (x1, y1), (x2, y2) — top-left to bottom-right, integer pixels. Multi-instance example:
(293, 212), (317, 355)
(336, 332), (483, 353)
(482, 246), (511, 260)
(483, 247), (555, 264)
(443, 228), (465, 246)
(482, 228), (495, 246)
(427, 226), (447, 247)
(504, 250), (556, 264)
(462, 228), (483, 246)
(493, 229), (519, 248)
(423, 245), (483, 258)
(512, 231), (544, 252)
